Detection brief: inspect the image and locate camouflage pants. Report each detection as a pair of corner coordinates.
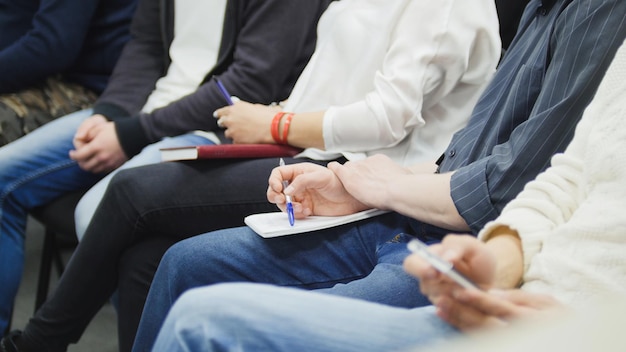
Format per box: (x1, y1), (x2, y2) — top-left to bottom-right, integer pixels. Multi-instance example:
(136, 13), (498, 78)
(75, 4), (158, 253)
(0, 76), (97, 146)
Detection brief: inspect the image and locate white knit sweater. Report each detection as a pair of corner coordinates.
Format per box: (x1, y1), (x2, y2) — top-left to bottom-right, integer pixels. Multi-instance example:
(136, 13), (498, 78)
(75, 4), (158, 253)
(479, 40), (626, 306)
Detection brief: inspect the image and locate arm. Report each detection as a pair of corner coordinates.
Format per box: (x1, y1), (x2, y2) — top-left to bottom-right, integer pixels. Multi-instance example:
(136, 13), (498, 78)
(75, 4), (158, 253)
(92, 0), (167, 119)
(214, 0), (500, 151)
(479, 99), (590, 274)
(448, 0), (626, 234)
(115, 0), (331, 157)
(267, 155), (461, 228)
(0, 0), (101, 93)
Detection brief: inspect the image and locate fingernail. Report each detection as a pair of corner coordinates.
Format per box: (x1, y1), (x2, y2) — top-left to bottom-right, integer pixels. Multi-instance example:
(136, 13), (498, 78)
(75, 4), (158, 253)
(213, 110), (218, 118)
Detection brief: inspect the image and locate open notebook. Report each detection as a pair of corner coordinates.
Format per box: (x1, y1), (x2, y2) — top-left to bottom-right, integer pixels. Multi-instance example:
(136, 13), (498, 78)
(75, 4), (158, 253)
(244, 208), (389, 238)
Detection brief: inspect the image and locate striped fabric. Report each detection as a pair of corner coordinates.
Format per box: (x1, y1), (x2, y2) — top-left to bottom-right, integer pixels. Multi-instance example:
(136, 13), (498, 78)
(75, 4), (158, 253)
(437, 0), (626, 234)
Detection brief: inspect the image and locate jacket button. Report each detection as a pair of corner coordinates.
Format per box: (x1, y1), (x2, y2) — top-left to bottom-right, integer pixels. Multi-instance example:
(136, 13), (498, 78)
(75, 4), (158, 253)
(448, 149), (456, 157)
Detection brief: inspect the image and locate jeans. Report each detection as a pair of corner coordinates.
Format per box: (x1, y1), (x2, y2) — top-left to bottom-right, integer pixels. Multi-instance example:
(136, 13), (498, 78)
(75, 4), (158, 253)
(0, 108), (213, 332)
(152, 283), (459, 352)
(132, 212), (453, 351)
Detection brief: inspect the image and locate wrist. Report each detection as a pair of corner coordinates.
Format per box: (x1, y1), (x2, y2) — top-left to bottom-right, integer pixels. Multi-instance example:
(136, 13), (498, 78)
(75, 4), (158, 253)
(270, 111), (295, 144)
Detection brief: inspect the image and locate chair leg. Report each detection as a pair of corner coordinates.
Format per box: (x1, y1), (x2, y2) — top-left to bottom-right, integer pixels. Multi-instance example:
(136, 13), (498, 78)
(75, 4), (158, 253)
(35, 228), (57, 312)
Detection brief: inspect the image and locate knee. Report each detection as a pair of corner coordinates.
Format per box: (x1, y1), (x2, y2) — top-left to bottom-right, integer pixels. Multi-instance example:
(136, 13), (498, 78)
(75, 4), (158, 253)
(169, 284), (257, 320)
(158, 240), (202, 276)
(108, 168), (149, 199)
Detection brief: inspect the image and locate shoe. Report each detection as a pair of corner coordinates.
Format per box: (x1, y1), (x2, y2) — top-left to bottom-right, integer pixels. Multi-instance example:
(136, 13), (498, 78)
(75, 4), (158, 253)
(0, 330), (21, 352)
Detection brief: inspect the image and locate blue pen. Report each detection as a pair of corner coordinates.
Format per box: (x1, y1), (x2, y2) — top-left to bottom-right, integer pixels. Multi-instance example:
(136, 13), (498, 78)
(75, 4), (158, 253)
(213, 76), (234, 105)
(279, 158), (295, 226)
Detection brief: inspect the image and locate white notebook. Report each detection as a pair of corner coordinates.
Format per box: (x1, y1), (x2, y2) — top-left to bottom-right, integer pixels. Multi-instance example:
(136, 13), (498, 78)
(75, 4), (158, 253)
(244, 208), (389, 238)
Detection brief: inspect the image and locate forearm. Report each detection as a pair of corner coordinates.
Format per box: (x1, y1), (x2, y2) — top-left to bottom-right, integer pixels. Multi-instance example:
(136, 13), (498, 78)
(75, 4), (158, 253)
(384, 171), (468, 231)
(282, 111), (324, 149)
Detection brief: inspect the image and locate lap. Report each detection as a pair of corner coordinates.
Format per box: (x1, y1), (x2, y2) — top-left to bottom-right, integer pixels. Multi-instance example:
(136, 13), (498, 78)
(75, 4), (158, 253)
(74, 133), (214, 238)
(0, 109), (101, 208)
(158, 283), (458, 352)
(161, 212), (431, 307)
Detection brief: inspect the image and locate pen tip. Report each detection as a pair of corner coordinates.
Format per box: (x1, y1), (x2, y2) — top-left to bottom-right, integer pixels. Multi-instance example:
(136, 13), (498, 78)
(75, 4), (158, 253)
(279, 158), (285, 166)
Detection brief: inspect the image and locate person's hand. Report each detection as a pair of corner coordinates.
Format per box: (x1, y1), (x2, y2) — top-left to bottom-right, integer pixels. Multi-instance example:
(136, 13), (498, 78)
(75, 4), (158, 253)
(267, 162), (368, 218)
(69, 121), (128, 173)
(404, 235), (496, 303)
(73, 114), (108, 149)
(328, 154), (413, 210)
(213, 100), (281, 144)
(435, 288), (564, 332)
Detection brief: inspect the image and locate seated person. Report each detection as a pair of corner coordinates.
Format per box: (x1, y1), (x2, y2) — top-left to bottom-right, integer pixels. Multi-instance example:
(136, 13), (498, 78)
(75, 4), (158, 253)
(147, 37), (626, 351)
(0, 0), (332, 344)
(0, 0), (137, 145)
(0, 0), (502, 350)
(128, 0), (626, 350)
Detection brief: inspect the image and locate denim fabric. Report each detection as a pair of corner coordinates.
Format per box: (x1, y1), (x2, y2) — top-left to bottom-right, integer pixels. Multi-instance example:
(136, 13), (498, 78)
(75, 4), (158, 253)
(0, 107), (214, 332)
(151, 283), (459, 352)
(132, 213), (454, 351)
(0, 109), (96, 332)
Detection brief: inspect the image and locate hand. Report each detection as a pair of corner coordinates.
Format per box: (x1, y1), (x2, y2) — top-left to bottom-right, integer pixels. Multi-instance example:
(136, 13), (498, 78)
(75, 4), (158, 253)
(403, 235), (497, 307)
(213, 100), (281, 144)
(328, 154), (412, 210)
(73, 114), (108, 149)
(435, 288), (564, 332)
(267, 162), (368, 218)
(69, 121), (128, 173)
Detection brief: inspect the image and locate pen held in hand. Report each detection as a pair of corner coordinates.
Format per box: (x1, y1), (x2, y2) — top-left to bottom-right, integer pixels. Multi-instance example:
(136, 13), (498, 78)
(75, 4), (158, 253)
(279, 158), (295, 226)
(213, 76), (234, 105)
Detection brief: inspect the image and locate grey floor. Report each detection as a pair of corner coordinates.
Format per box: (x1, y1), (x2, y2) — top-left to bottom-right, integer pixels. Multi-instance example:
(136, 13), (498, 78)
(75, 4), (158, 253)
(10, 217), (118, 351)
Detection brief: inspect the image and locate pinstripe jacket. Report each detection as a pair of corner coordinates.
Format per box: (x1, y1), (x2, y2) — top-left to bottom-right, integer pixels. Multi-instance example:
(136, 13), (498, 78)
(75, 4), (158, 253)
(437, 0), (626, 234)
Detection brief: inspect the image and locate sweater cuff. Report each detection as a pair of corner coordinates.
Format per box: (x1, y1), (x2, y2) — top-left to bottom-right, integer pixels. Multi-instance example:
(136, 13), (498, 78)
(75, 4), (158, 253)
(92, 103), (131, 121)
(115, 117), (151, 158)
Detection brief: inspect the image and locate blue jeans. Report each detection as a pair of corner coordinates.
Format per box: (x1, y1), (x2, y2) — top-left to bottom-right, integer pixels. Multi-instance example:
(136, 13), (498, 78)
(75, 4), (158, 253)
(0, 108), (213, 332)
(152, 283), (460, 352)
(132, 212), (453, 351)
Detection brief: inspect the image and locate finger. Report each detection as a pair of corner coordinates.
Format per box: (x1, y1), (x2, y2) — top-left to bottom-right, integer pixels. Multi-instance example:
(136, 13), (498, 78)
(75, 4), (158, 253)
(213, 106), (230, 118)
(490, 290), (561, 310)
(436, 295), (505, 331)
(68, 146), (94, 164)
(403, 253), (440, 280)
(453, 288), (522, 321)
(216, 118), (226, 128)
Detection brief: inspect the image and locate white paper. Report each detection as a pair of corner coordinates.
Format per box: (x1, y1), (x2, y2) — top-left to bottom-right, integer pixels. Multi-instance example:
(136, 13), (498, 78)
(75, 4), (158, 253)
(245, 209), (389, 238)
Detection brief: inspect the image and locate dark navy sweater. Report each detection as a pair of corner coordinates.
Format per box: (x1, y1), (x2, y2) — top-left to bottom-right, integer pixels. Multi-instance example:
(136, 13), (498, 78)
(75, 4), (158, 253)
(0, 0), (137, 94)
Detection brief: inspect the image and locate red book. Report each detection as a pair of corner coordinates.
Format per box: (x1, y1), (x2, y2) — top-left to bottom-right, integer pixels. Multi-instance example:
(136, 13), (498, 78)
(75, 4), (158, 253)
(160, 144), (303, 161)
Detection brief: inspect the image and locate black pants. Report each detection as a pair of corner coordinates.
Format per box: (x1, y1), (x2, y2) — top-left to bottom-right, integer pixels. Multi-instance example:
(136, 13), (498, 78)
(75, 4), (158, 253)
(21, 156), (337, 351)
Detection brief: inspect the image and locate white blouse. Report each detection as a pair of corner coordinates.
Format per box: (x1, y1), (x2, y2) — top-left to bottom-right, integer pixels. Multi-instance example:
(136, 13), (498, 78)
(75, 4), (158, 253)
(286, 0), (501, 165)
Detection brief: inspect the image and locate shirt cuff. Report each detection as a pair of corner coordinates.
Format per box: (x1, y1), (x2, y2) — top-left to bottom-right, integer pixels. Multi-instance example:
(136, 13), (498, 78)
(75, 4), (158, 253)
(115, 117), (150, 158)
(450, 158), (500, 234)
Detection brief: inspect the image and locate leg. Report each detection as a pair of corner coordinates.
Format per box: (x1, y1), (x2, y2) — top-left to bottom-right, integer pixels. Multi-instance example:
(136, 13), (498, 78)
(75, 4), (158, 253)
(151, 283), (459, 352)
(117, 238), (177, 352)
(112, 157), (334, 351)
(19, 157), (331, 348)
(73, 133), (213, 239)
(0, 109), (100, 333)
(132, 213), (420, 351)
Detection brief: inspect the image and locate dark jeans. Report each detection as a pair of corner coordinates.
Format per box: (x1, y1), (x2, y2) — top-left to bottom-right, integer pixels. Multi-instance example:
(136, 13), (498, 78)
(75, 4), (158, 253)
(21, 156), (335, 352)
